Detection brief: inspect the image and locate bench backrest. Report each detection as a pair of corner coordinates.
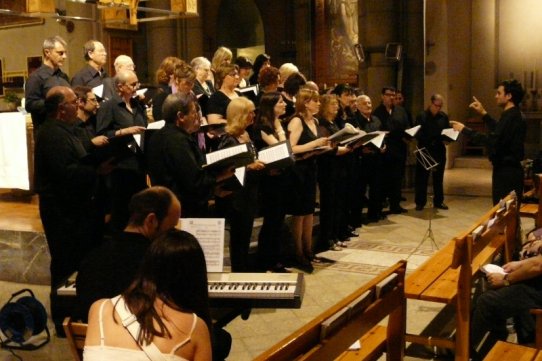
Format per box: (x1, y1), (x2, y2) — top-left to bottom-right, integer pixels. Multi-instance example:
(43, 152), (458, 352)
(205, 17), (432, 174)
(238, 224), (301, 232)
(452, 192), (518, 360)
(254, 260), (407, 361)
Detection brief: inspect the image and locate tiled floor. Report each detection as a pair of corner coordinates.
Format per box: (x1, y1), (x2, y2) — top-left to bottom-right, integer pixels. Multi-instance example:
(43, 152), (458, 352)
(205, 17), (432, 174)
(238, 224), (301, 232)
(0, 166), (529, 360)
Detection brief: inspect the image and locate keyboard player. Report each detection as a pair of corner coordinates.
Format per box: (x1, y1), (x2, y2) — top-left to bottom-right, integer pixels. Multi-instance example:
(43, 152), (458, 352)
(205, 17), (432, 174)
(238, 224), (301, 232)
(72, 186), (232, 360)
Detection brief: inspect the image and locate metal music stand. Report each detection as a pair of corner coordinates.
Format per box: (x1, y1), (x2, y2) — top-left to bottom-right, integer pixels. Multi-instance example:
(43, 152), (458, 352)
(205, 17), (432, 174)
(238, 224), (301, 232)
(408, 146), (440, 258)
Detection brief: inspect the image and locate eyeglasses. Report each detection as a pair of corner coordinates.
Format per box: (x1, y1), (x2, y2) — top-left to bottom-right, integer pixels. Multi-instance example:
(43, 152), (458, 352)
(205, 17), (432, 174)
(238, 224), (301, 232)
(127, 81), (140, 88)
(227, 71), (239, 77)
(383, 93), (396, 97)
(86, 97), (99, 103)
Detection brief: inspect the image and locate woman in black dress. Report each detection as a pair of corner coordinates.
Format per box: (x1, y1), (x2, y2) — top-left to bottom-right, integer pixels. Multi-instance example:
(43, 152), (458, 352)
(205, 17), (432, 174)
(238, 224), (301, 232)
(252, 92), (290, 272)
(216, 97), (265, 272)
(287, 88), (330, 272)
(207, 63), (240, 124)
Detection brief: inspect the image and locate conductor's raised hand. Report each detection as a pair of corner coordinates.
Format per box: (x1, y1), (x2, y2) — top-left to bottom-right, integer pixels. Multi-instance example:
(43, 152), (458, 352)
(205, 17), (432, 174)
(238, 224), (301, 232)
(469, 96), (487, 115)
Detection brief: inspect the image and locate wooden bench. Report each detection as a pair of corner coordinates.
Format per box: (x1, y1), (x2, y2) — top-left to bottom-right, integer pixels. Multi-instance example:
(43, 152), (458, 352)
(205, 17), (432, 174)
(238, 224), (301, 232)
(405, 193), (518, 360)
(520, 174), (542, 229)
(63, 317), (88, 361)
(254, 260), (407, 361)
(484, 340), (539, 361)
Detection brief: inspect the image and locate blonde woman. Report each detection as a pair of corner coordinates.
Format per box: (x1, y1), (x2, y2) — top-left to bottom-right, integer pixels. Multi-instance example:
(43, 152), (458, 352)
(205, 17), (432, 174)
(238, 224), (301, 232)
(210, 46), (233, 87)
(287, 88), (330, 273)
(216, 97), (265, 272)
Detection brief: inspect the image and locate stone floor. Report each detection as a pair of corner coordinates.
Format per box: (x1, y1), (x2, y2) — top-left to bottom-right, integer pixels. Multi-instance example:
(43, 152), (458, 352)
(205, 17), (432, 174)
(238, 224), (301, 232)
(0, 166), (530, 360)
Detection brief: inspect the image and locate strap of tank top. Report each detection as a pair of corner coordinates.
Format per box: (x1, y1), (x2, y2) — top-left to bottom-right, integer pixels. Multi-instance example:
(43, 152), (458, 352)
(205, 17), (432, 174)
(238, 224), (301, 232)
(170, 313), (198, 354)
(111, 295), (167, 361)
(98, 299), (107, 346)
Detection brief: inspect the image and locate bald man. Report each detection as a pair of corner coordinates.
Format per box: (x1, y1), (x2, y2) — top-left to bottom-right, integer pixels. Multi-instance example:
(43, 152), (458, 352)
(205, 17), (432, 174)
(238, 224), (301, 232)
(96, 69), (148, 231)
(35, 86), (113, 334)
(101, 54), (136, 100)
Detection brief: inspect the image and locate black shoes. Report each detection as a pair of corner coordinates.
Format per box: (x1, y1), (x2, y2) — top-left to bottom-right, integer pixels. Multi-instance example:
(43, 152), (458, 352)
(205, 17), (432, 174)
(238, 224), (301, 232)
(434, 203), (449, 210)
(389, 207), (408, 214)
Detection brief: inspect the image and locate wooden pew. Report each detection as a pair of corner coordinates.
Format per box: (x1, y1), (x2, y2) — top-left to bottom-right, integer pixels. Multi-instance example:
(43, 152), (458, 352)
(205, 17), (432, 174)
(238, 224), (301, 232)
(254, 260), (407, 361)
(483, 340), (538, 361)
(520, 174), (542, 229)
(405, 193), (518, 360)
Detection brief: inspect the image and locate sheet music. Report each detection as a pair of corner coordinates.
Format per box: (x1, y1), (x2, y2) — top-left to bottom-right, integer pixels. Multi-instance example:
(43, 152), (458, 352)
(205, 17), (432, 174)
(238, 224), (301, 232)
(92, 84), (104, 98)
(235, 167), (246, 186)
(258, 142), (291, 163)
(133, 134), (142, 147)
(236, 85), (258, 95)
(206, 143), (248, 164)
(147, 120), (165, 129)
(328, 123), (358, 141)
(405, 125), (421, 137)
(135, 88), (148, 97)
(369, 132), (386, 148)
(441, 128), (459, 141)
(180, 218), (225, 272)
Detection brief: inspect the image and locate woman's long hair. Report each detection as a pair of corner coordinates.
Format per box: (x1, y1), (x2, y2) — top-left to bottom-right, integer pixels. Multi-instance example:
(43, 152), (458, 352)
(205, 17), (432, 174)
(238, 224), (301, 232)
(225, 97), (255, 137)
(122, 229), (211, 346)
(255, 92), (282, 130)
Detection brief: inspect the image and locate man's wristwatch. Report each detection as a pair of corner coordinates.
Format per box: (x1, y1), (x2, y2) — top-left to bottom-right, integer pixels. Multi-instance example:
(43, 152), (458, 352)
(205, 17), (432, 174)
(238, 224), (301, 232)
(503, 274), (510, 286)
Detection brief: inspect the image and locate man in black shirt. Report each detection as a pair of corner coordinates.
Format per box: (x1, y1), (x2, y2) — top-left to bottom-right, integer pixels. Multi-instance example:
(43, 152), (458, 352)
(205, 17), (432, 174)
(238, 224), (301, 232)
(373, 86), (410, 214)
(25, 36), (70, 131)
(71, 40), (108, 88)
(146, 93), (234, 217)
(452, 79), (526, 204)
(415, 94), (450, 210)
(73, 186), (181, 322)
(35, 86), (113, 334)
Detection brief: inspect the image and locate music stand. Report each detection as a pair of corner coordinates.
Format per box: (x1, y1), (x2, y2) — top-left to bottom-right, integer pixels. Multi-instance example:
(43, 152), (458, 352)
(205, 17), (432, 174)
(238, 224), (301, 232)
(408, 147), (440, 258)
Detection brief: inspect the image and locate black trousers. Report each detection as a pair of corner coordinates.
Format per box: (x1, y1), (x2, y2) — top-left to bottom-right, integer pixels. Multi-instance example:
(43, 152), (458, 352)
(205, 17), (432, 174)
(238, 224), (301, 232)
(382, 153), (406, 210)
(39, 196), (96, 326)
(492, 164), (523, 205)
(415, 153), (446, 207)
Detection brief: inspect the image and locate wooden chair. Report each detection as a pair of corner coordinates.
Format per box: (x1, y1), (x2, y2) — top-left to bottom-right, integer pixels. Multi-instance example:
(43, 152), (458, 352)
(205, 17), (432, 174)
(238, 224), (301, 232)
(520, 174), (542, 229)
(63, 317), (88, 361)
(483, 340), (539, 361)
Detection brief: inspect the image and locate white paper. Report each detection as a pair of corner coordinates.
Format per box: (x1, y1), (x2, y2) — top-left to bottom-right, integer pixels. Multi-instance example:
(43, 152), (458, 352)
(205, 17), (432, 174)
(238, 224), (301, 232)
(328, 123), (358, 141)
(180, 218), (225, 272)
(147, 120), (165, 129)
(258, 142), (290, 164)
(405, 124), (421, 137)
(348, 340), (361, 350)
(206, 143), (248, 164)
(133, 134), (141, 147)
(135, 88), (148, 97)
(236, 85), (258, 95)
(234, 167), (246, 186)
(480, 264), (507, 275)
(369, 132), (386, 148)
(441, 128), (459, 141)
(92, 84), (104, 98)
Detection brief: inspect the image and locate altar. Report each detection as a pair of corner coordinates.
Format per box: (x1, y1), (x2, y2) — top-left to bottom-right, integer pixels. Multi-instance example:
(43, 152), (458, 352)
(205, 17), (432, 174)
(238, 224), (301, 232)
(0, 111), (33, 191)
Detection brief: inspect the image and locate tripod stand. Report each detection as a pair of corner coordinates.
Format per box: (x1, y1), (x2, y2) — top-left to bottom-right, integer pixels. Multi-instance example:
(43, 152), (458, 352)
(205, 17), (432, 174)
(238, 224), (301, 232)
(408, 147), (440, 259)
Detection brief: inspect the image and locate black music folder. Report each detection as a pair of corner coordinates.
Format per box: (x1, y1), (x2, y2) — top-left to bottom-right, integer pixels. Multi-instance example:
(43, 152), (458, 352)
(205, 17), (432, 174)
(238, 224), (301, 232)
(257, 141), (295, 170)
(83, 134), (141, 165)
(203, 143), (255, 171)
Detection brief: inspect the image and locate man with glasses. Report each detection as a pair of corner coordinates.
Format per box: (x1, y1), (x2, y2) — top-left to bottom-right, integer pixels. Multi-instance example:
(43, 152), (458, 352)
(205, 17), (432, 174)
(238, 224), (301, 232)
(96, 70), (147, 232)
(25, 36), (70, 131)
(414, 94), (450, 211)
(35, 86), (113, 335)
(71, 40), (108, 88)
(373, 86), (410, 214)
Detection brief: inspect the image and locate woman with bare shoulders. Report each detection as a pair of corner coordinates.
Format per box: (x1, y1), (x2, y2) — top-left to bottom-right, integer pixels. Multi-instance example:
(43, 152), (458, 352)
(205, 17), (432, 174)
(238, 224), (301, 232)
(85, 229), (212, 361)
(287, 88), (330, 273)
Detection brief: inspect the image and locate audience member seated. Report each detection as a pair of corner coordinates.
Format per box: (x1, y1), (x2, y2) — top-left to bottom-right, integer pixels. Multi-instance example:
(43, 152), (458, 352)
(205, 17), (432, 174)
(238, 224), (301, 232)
(84, 229), (212, 361)
(471, 230), (542, 360)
